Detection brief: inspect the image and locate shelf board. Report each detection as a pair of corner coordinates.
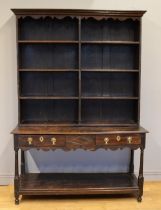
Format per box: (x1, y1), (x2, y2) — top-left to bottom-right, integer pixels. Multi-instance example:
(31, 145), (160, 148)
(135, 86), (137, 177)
(81, 69), (139, 72)
(19, 173), (139, 195)
(20, 121), (79, 126)
(19, 69), (79, 72)
(19, 96), (138, 100)
(78, 123), (138, 127)
(19, 122), (138, 127)
(18, 40), (139, 44)
(18, 40), (79, 44)
(19, 69), (139, 72)
(81, 96), (139, 100)
(19, 96), (79, 100)
(12, 125), (148, 134)
(81, 41), (140, 45)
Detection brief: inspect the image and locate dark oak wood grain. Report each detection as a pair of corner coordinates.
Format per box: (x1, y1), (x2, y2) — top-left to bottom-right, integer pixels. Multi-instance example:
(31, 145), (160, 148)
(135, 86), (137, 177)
(11, 9), (146, 17)
(19, 173), (139, 195)
(11, 9), (147, 204)
(15, 9), (143, 126)
(12, 126), (148, 135)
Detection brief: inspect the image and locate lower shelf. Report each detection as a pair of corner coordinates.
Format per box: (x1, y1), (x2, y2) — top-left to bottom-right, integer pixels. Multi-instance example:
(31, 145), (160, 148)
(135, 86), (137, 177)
(19, 173), (139, 195)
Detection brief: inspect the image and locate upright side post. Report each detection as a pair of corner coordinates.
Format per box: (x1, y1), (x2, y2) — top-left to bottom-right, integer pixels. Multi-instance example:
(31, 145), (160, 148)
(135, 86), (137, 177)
(137, 134), (145, 202)
(14, 135), (19, 205)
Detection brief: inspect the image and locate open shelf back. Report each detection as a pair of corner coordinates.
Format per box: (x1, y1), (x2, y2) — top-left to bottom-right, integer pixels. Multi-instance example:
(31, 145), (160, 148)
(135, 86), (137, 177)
(17, 12), (141, 126)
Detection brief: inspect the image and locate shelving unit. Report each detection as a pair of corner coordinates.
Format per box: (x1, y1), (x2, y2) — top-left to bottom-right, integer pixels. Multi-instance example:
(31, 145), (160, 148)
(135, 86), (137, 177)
(17, 14), (141, 126)
(11, 9), (148, 204)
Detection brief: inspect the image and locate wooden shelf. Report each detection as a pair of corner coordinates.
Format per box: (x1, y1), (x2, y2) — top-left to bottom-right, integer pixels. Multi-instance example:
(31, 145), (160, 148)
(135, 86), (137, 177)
(20, 121), (78, 125)
(19, 69), (139, 72)
(18, 41), (139, 45)
(20, 96), (79, 100)
(19, 69), (138, 72)
(18, 40), (79, 44)
(12, 126), (148, 135)
(80, 121), (137, 126)
(17, 121), (138, 127)
(81, 41), (140, 45)
(81, 69), (139, 72)
(19, 69), (79, 72)
(18, 40), (140, 45)
(20, 96), (138, 100)
(81, 96), (139, 100)
(19, 173), (139, 195)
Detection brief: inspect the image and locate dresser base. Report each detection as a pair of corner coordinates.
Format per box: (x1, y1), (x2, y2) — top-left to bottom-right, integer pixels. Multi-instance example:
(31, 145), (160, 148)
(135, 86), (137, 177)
(12, 126), (147, 204)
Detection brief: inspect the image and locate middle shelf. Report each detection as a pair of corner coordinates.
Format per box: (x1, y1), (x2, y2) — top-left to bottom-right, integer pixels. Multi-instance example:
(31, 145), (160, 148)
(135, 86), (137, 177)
(20, 96), (138, 100)
(20, 71), (139, 98)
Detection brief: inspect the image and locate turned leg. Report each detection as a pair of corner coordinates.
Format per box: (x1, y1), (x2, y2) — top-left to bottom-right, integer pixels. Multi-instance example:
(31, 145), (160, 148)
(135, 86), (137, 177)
(129, 150), (134, 173)
(137, 147), (144, 202)
(14, 148), (19, 205)
(21, 150), (25, 175)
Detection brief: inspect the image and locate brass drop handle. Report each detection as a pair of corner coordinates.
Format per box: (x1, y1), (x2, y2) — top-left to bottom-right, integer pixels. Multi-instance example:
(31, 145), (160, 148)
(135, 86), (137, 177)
(116, 135), (121, 142)
(51, 137), (57, 145)
(127, 136), (132, 144)
(104, 137), (109, 144)
(39, 136), (44, 142)
(27, 137), (33, 145)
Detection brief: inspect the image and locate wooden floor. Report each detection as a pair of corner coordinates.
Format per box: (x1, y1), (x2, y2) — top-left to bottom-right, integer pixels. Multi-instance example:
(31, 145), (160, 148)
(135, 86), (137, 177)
(0, 182), (161, 210)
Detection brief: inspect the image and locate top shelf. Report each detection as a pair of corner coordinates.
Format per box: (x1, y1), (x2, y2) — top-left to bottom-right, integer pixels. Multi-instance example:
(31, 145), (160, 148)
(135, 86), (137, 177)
(18, 40), (79, 44)
(17, 16), (140, 42)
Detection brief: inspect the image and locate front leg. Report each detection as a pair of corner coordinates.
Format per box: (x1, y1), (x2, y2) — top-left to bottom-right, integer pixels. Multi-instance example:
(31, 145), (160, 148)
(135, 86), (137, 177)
(15, 195), (19, 205)
(21, 150), (25, 175)
(137, 142), (145, 202)
(14, 145), (19, 204)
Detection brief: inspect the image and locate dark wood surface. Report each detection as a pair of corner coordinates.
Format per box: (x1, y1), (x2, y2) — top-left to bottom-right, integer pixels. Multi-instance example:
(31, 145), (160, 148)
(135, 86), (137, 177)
(13, 9), (145, 126)
(15, 9), (144, 126)
(12, 126), (148, 134)
(19, 173), (139, 195)
(11, 9), (146, 17)
(96, 134), (141, 145)
(12, 9), (147, 204)
(15, 132), (143, 151)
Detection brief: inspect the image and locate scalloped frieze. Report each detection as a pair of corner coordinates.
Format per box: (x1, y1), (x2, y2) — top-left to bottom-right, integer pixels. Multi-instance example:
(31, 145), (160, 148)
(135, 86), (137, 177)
(17, 15), (78, 20)
(81, 16), (140, 21)
(20, 144), (141, 151)
(17, 15), (140, 22)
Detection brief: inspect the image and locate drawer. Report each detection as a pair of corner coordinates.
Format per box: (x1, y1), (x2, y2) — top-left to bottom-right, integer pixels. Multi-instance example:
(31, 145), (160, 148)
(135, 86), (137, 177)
(18, 135), (66, 147)
(66, 135), (95, 149)
(96, 134), (141, 146)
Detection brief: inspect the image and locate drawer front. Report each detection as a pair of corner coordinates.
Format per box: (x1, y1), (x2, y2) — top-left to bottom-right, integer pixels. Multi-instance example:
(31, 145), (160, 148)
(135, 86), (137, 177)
(96, 134), (141, 146)
(66, 135), (96, 149)
(17, 133), (141, 149)
(18, 135), (65, 148)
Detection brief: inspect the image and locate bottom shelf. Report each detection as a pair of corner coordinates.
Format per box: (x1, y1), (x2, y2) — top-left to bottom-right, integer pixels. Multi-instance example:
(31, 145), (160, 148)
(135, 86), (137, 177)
(19, 173), (139, 195)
